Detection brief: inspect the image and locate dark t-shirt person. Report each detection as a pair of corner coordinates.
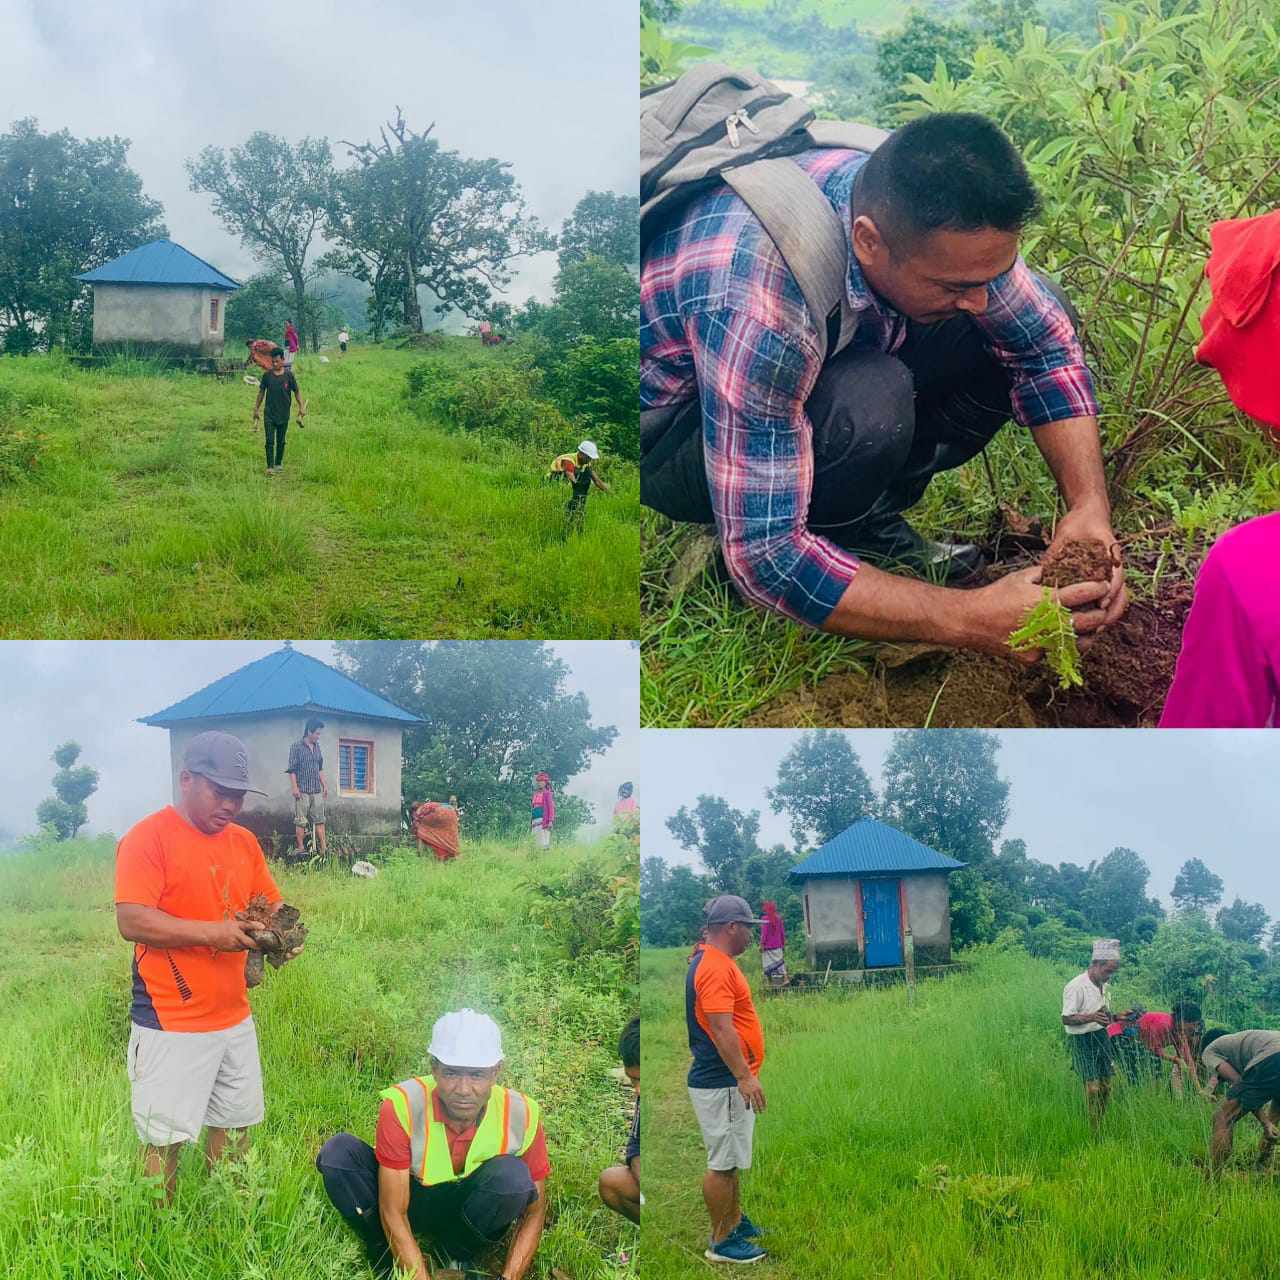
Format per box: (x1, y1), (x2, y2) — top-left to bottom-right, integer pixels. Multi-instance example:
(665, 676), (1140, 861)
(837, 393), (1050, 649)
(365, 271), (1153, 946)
(259, 369), (299, 425)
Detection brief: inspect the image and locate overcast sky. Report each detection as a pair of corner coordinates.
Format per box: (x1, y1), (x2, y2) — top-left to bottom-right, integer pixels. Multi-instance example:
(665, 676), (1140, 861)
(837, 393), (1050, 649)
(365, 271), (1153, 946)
(2, 0), (636, 311)
(643, 730), (1280, 923)
(0, 641), (637, 843)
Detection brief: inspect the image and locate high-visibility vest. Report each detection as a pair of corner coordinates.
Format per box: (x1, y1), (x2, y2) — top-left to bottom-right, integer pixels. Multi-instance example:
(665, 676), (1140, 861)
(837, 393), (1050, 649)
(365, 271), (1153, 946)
(547, 453), (578, 480)
(380, 1075), (541, 1186)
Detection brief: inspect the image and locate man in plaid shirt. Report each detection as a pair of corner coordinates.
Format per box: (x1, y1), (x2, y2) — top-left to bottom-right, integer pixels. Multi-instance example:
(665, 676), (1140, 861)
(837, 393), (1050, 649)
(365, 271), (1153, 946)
(641, 112), (1127, 653)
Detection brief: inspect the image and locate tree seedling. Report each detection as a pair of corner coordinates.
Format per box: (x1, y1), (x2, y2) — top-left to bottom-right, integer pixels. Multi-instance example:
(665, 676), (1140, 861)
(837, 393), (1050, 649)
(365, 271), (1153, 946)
(1009, 589), (1084, 690)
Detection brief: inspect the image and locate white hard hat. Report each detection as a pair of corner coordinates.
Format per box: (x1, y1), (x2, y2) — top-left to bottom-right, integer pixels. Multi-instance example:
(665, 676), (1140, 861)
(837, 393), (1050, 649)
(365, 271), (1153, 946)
(578, 440), (599, 459)
(428, 1009), (503, 1068)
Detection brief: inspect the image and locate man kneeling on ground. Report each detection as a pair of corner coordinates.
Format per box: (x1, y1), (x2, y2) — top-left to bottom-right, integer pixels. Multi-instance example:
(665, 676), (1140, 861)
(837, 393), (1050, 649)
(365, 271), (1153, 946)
(641, 111), (1127, 656)
(317, 1009), (549, 1279)
(1199, 1028), (1280, 1173)
(599, 1016), (641, 1224)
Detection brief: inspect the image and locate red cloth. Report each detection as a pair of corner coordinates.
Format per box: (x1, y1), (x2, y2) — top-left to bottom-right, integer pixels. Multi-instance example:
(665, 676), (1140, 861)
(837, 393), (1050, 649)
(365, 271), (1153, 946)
(1196, 209), (1280, 432)
(375, 1093), (550, 1180)
(284, 323), (300, 354)
(247, 339), (275, 372)
(412, 802), (460, 861)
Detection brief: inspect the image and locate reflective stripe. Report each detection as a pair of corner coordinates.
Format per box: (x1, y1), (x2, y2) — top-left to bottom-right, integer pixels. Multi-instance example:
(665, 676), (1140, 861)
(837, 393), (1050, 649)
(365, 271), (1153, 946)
(397, 1078), (429, 1182)
(505, 1090), (528, 1155)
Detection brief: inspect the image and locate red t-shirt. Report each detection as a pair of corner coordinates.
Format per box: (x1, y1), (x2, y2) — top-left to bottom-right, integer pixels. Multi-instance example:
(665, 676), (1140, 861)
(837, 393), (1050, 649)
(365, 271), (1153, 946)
(115, 806), (281, 1031)
(375, 1090), (550, 1182)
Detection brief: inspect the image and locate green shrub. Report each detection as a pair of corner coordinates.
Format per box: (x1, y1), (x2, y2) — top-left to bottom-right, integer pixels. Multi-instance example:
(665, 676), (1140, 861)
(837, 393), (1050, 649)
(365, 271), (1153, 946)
(0, 420), (46, 485)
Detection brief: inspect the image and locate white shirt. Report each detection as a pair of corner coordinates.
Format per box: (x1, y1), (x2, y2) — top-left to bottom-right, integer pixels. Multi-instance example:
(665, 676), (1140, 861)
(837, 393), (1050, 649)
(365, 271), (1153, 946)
(338, 331), (349, 343)
(1062, 971), (1110, 1035)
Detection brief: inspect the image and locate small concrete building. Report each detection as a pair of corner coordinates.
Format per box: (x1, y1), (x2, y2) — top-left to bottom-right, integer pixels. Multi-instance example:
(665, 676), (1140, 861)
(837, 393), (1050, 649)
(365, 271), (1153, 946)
(77, 239), (240, 357)
(139, 645), (424, 853)
(789, 818), (965, 971)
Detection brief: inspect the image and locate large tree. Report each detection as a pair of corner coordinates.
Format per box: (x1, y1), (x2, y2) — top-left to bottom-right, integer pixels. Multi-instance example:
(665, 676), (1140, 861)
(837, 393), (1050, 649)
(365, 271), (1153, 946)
(1080, 847), (1160, 939)
(330, 110), (552, 332)
(187, 133), (334, 350)
(36, 741), (98, 840)
(1171, 858), (1224, 914)
(557, 191), (639, 270)
(519, 253), (639, 346)
(1217, 898), (1270, 946)
(0, 118), (165, 353)
(666, 795), (761, 896)
(767, 731), (876, 850)
(880, 730), (1009, 865)
(641, 856), (713, 947)
(332, 641), (616, 839)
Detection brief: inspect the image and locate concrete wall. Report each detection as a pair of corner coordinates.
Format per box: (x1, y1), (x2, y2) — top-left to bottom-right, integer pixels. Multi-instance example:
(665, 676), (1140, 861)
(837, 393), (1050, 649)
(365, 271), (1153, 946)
(91, 283), (230, 356)
(165, 712), (404, 844)
(800, 872), (953, 968)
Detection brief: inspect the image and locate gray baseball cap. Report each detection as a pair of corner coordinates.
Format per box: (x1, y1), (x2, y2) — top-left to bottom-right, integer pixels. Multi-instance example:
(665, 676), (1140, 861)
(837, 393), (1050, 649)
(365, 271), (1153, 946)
(182, 731), (267, 796)
(704, 894), (766, 927)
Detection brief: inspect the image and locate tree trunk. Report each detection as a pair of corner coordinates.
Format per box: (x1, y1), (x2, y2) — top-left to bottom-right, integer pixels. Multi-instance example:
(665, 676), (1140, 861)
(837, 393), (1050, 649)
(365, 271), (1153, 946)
(290, 269), (308, 350)
(403, 247), (423, 332)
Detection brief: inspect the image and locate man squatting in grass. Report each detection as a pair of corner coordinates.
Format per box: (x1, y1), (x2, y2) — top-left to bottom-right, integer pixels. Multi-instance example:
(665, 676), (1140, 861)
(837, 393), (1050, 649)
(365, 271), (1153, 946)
(317, 1009), (549, 1280)
(287, 716), (328, 857)
(1061, 938), (1121, 1130)
(1199, 1028), (1280, 1174)
(253, 347), (305, 476)
(114, 731), (303, 1202)
(641, 112), (1128, 658)
(687, 895), (769, 1265)
(599, 1015), (641, 1224)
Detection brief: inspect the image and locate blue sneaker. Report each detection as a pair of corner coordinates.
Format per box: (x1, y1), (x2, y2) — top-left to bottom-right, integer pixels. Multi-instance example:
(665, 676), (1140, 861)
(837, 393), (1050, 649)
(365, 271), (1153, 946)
(705, 1235), (768, 1265)
(734, 1213), (765, 1240)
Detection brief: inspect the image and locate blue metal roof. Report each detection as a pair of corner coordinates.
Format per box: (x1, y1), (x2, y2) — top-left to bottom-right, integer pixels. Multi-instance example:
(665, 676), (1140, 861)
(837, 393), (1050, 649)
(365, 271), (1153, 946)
(77, 240), (240, 290)
(140, 647), (424, 727)
(789, 818), (966, 879)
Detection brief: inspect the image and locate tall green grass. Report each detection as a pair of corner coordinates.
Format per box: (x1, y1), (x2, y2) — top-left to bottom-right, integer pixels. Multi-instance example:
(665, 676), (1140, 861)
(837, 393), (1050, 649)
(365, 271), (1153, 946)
(641, 945), (1280, 1279)
(0, 341), (638, 638)
(0, 835), (637, 1279)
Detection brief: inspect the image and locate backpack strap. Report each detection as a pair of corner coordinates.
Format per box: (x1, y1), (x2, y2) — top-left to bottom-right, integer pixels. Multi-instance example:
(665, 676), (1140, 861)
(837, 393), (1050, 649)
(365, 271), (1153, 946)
(723, 157), (856, 365)
(806, 119), (891, 153)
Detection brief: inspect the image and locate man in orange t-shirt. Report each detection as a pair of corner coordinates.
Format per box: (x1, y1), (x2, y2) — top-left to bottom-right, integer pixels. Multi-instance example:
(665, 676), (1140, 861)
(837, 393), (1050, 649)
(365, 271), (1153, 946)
(686, 894), (769, 1265)
(115, 730), (302, 1201)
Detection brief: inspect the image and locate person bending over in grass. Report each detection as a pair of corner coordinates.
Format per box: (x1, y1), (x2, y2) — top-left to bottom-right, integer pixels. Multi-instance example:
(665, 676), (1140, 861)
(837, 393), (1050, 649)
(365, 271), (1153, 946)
(1130, 1001), (1205, 1097)
(317, 1009), (549, 1280)
(1199, 1028), (1280, 1174)
(599, 1016), (641, 1225)
(549, 440), (610, 535)
(641, 110), (1125, 661)
(252, 348), (305, 476)
(687, 895), (769, 1265)
(114, 731), (303, 1203)
(1061, 939), (1120, 1131)
(1160, 209), (1280, 727)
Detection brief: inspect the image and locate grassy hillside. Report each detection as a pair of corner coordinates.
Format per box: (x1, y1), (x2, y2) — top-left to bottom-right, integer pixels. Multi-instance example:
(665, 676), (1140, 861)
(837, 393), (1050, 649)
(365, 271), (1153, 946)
(0, 835), (637, 1279)
(641, 944), (1280, 1279)
(0, 342), (638, 638)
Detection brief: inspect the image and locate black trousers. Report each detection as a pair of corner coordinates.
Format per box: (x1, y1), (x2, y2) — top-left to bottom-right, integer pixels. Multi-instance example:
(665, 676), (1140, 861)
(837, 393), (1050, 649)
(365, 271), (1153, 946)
(641, 276), (1077, 546)
(316, 1133), (536, 1276)
(265, 420), (288, 468)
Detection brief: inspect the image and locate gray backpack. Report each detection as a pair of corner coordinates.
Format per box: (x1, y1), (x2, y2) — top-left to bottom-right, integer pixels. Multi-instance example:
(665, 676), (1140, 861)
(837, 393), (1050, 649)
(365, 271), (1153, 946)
(641, 64), (889, 366)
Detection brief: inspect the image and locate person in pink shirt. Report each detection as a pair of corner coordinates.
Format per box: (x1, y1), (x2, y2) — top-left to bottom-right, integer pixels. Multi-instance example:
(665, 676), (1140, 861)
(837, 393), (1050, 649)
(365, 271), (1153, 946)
(612, 781), (638, 818)
(759, 901), (789, 989)
(1160, 514), (1280, 726)
(1106, 1002), (1205, 1094)
(1161, 215), (1280, 727)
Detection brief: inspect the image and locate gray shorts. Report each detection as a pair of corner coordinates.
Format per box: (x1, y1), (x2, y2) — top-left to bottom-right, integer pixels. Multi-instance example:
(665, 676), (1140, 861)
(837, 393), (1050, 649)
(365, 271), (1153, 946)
(127, 1015), (264, 1145)
(689, 1085), (756, 1171)
(294, 791), (325, 825)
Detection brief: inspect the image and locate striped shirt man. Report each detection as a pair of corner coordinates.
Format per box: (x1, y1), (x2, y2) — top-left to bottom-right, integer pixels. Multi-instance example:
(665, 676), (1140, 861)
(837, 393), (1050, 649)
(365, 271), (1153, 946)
(640, 146), (1099, 627)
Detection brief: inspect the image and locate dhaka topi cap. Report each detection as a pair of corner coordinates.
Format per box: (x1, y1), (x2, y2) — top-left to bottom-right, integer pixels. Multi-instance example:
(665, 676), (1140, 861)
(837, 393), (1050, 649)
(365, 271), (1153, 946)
(1092, 938), (1122, 962)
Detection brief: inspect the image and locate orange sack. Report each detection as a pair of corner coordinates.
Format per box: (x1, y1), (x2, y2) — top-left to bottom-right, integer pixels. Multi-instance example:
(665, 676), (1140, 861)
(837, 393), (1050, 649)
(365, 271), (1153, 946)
(412, 802), (460, 861)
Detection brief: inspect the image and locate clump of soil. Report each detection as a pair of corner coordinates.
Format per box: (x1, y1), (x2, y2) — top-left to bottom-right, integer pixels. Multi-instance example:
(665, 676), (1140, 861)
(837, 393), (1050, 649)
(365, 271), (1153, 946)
(744, 540), (1194, 729)
(1038, 537), (1113, 589)
(236, 894), (307, 987)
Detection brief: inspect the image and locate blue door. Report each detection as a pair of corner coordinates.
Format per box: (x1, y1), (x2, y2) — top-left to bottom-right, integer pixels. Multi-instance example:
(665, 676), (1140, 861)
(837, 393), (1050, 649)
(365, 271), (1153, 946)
(862, 879), (902, 967)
